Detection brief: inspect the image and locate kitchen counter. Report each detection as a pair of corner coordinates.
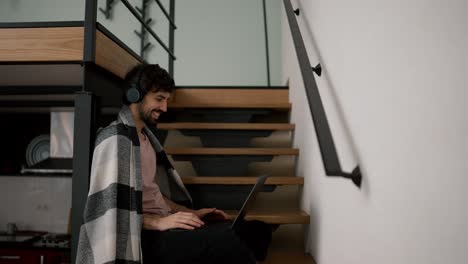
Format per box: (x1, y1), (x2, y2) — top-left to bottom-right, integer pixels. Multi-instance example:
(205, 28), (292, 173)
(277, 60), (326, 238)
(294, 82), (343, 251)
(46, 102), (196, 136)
(0, 233), (70, 264)
(0, 232), (70, 250)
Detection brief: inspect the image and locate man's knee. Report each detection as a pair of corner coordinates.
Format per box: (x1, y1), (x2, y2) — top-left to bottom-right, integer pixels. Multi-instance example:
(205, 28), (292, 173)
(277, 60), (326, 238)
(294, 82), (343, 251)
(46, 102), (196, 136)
(205, 227), (256, 264)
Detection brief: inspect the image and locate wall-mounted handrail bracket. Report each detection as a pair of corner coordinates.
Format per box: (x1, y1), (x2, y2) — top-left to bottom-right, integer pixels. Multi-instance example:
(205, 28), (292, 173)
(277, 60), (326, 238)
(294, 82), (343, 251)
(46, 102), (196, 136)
(135, 7), (144, 16)
(338, 166), (362, 188)
(130, 0), (155, 59)
(134, 30), (142, 39)
(99, 0), (115, 19)
(294, 8), (300, 16)
(143, 42), (153, 52)
(312, 63), (322, 77)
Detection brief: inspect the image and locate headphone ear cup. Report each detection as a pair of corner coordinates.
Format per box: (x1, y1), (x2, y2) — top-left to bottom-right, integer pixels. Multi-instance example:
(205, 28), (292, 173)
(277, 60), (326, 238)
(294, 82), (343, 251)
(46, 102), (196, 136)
(126, 85), (141, 103)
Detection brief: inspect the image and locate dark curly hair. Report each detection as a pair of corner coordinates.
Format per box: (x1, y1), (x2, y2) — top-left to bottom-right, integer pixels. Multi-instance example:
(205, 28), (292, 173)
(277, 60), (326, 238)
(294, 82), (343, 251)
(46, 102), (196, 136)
(123, 64), (175, 105)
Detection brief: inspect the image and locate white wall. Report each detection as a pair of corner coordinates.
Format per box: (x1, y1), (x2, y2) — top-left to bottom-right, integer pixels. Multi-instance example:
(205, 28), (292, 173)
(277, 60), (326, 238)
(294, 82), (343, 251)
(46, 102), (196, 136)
(0, 177), (72, 234)
(283, 0), (468, 263)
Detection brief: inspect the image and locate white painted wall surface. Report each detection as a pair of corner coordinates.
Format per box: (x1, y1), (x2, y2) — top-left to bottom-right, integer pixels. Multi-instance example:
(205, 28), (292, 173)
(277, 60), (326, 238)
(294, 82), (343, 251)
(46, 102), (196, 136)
(0, 177), (72, 234)
(283, 0), (468, 263)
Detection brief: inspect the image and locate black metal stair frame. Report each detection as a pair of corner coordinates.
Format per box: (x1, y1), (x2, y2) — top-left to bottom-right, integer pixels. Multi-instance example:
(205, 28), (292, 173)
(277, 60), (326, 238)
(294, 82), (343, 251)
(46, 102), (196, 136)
(171, 154), (274, 176)
(175, 108), (273, 123)
(179, 129), (273, 148)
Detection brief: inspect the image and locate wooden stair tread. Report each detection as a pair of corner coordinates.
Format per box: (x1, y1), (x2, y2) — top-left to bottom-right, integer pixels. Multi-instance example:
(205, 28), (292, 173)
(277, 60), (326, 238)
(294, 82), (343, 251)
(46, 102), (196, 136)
(182, 176), (303, 185)
(169, 89), (291, 109)
(166, 148), (299, 155)
(263, 251), (315, 264)
(158, 122), (295, 130)
(225, 209), (310, 224)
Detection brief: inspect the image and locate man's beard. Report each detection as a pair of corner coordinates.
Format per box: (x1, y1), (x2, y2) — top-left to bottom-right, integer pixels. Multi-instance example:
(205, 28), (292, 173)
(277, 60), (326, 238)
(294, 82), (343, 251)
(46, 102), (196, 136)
(139, 106), (159, 127)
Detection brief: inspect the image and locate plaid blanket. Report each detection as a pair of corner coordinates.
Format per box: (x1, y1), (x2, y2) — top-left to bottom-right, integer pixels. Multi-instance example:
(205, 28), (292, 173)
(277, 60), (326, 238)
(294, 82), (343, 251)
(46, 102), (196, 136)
(76, 105), (192, 263)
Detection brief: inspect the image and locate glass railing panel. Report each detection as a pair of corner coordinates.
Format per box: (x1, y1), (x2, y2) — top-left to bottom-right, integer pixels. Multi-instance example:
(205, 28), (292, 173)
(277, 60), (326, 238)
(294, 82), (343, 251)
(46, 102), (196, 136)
(266, 0), (282, 86)
(0, 0), (84, 23)
(0, 0), (282, 86)
(174, 0), (268, 86)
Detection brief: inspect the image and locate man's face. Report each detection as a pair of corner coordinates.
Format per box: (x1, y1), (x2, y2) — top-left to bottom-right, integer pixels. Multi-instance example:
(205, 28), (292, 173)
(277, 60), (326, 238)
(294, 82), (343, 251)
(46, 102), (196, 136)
(138, 90), (171, 126)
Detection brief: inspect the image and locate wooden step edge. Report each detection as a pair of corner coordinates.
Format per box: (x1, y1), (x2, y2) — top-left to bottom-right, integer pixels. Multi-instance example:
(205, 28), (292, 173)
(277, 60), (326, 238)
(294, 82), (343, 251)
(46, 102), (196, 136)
(182, 176), (303, 185)
(166, 148), (299, 156)
(157, 123), (295, 130)
(225, 210), (310, 225)
(264, 251), (315, 264)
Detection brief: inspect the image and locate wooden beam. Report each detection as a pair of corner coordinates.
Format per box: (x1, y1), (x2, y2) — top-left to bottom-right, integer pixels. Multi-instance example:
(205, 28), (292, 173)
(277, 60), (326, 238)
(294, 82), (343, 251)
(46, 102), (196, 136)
(166, 148), (299, 156)
(182, 176), (303, 185)
(0, 27), (83, 62)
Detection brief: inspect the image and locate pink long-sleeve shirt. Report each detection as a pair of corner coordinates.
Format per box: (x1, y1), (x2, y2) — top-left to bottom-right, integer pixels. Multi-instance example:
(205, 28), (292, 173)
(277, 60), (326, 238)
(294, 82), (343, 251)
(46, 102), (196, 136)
(139, 131), (172, 216)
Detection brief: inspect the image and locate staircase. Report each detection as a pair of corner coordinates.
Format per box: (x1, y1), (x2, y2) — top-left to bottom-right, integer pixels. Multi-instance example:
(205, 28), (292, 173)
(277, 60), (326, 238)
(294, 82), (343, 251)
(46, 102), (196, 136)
(159, 87), (314, 263)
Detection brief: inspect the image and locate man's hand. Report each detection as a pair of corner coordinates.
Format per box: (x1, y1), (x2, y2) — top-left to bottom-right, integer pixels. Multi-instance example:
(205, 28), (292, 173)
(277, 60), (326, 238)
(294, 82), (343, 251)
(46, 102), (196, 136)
(144, 212), (205, 231)
(194, 208), (231, 220)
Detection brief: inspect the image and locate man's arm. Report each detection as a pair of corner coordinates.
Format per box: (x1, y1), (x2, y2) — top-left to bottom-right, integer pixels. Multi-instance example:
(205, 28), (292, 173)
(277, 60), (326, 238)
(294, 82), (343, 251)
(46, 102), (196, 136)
(143, 203), (230, 231)
(164, 197), (231, 220)
(143, 213), (204, 231)
(164, 197), (194, 213)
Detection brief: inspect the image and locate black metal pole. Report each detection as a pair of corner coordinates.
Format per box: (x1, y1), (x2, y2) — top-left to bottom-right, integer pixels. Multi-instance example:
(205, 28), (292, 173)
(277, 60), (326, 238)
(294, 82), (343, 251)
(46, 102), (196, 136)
(71, 91), (96, 263)
(262, 0), (271, 87)
(139, 0), (148, 59)
(84, 0), (97, 63)
(72, 1), (98, 262)
(154, 0), (177, 29)
(168, 0), (175, 77)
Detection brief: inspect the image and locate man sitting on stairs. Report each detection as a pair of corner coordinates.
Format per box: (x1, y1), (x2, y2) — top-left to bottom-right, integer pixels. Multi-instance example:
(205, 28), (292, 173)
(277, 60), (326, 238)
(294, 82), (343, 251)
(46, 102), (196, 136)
(76, 63), (271, 264)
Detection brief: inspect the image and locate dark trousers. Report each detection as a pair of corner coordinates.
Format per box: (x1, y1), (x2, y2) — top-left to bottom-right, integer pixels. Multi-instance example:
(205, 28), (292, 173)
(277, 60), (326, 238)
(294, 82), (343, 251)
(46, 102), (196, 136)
(141, 220), (272, 264)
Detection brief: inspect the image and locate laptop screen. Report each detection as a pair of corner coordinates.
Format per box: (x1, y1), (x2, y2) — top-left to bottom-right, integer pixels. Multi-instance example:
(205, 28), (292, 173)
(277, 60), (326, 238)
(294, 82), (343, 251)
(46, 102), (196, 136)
(230, 175), (268, 231)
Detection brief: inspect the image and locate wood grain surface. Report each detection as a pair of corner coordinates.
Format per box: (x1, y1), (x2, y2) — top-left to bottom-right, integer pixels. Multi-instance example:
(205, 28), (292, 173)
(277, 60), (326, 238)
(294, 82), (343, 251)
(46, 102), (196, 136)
(0, 27), (83, 62)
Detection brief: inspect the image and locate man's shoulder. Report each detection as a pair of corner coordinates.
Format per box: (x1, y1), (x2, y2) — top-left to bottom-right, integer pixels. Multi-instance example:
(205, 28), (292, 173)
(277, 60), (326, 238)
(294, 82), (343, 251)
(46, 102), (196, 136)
(95, 122), (134, 147)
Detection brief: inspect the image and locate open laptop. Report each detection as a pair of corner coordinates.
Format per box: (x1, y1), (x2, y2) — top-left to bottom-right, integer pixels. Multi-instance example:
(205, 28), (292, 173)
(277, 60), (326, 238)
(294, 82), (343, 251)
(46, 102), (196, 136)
(229, 174), (268, 231)
(171, 175), (268, 232)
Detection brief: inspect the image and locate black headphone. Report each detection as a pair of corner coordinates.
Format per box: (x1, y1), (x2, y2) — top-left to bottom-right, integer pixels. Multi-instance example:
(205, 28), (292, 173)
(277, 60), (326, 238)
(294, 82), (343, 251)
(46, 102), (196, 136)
(125, 67), (145, 104)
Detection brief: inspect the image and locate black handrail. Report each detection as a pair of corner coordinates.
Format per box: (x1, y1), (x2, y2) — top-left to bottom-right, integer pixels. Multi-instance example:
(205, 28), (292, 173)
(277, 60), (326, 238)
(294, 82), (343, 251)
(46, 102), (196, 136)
(283, 0), (362, 187)
(262, 0), (271, 86)
(168, 0), (176, 76)
(121, 0), (176, 60)
(154, 0), (177, 29)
